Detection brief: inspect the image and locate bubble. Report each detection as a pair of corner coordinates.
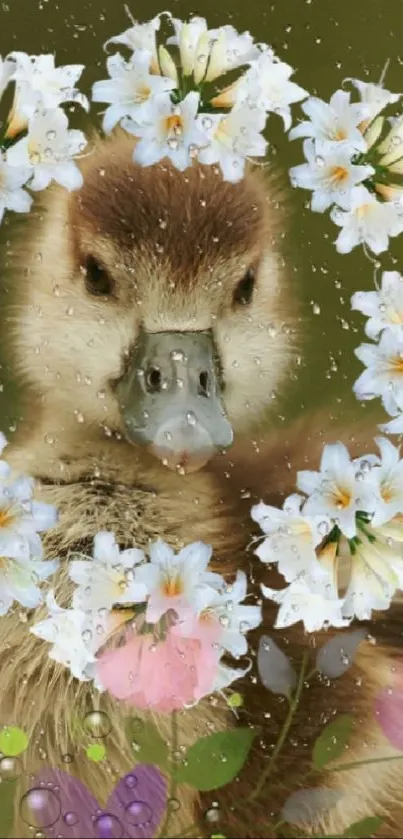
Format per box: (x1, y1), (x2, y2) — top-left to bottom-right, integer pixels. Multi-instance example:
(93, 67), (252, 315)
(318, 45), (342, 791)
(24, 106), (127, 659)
(0, 756), (23, 780)
(20, 788), (61, 828)
(83, 711), (112, 738)
(64, 811), (79, 826)
(124, 800), (152, 827)
(205, 806), (221, 823)
(93, 813), (123, 838)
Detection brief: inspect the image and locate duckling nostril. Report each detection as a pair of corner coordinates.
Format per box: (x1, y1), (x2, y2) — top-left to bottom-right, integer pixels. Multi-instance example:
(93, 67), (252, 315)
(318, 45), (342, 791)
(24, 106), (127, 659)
(198, 370), (210, 397)
(145, 366), (162, 393)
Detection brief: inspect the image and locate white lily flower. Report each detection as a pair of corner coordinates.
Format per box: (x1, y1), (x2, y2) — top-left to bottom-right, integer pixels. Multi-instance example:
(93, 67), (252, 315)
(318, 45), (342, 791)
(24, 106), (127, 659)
(6, 52), (88, 137)
(289, 90), (369, 154)
(31, 591), (96, 680)
(105, 15), (161, 73)
(0, 159), (33, 224)
(290, 139), (373, 212)
(331, 185), (403, 255)
(175, 569), (262, 658)
(92, 51), (176, 134)
(167, 16), (209, 80)
(349, 78), (401, 123)
(135, 538), (221, 623)
(354, 329), (403, 414)
(6, 108), (86, 192)
(0, 55), (15, 100)
(0, 478), (57, 558)
(0, 433), (10, 481)
(125, 91), (207, 172)
(361, 437), (403, 527)
(0, 542), (58, 616)
(204, 25), (259, 83)
(197, 104), (267, 183)
(377, 116), (403, 168)
(251, 493), (330, 582)
(212, 54), (307, 131)
(342, 534), (400, 621)
(351, 271), (403, 339)
(261, 578), (348, 632)
(379, 390), (403, 434)
(297, 442), (374, 538)
(69, 531), (147, 612)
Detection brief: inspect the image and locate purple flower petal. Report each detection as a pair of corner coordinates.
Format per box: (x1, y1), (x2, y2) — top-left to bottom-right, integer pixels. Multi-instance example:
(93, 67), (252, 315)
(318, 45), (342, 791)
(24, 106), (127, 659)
(106, 765), (167, 839)
(31, 767), (100, 838)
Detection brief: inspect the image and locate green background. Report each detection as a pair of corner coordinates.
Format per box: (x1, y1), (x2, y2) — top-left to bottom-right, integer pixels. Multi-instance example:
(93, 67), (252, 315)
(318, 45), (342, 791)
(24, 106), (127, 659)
(1, 0), (399, 435)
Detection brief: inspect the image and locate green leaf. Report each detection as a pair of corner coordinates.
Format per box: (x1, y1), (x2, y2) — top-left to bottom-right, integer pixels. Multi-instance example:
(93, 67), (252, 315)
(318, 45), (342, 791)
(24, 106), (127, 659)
(313, 715), (354, 770)
(0, 727), (28, 757)
(0, 780), (16, 839)
(342, 816), (383, 837)
(175, 727), (257, 791)
(127, 718), (169, 770)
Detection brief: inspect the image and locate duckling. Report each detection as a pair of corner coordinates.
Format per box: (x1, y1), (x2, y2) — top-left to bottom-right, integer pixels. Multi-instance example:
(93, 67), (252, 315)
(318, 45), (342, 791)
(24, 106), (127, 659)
(2, 132), (401, 838)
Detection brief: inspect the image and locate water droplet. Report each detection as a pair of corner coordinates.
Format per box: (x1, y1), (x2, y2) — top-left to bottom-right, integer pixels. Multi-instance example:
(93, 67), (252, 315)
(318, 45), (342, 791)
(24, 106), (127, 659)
(20, 788), (61, 828)
(124, 800), (152, 827)
(124, 774), (138, 789)
(205, 806), (221, 823)
(82, 711), (111, 738)
(219, 614), (230, 627)
(64, 812), (79, 826)
(93, 813), (123, 838)
(82, 629), (92, 643)
(61, 753), (74, 764)
(186, 411), (197, 426)
(202, 116), (213, 129)
(0, 756), (22, 780)
(46, 130), (56, 141)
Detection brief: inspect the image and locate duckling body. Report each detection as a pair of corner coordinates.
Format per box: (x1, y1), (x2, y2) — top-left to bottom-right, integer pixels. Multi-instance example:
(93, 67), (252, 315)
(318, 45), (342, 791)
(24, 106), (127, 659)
(2, 135), (402, 837)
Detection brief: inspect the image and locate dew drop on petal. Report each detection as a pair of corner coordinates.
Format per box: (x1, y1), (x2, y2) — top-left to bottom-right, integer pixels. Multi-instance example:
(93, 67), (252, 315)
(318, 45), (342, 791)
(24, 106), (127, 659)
(124, 800), (153, 827)
(63, 812), (79, 826)
(93, 813), (123, 838)
(20, 788), (62, 828)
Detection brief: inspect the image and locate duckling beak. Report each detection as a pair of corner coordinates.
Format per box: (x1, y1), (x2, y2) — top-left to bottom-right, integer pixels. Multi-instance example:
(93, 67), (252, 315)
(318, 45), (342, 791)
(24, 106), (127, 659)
(116, 329), (233, 473)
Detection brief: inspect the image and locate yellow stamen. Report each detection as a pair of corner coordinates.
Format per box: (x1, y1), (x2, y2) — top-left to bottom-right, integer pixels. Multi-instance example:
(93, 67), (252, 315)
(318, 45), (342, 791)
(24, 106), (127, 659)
(391, 356), (403, 373)
(165, 115), (183, 136)
(334, 488), (352, 508)
(162, 575), (183, 597)
(329, 165), (349, 184)
(381, 484), (394, 502)
(0, 509), (14, 529)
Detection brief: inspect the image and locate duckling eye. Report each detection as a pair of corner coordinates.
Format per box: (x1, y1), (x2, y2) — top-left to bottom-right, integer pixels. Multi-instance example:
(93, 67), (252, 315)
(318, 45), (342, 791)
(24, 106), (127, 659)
(233, 268), (256, 307)
(83, 256), (113, 297)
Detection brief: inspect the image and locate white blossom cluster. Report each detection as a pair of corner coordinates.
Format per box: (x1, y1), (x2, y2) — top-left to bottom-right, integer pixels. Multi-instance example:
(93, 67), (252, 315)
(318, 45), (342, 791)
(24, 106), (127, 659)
(252, 437), (403, 631)
(353, 270), (403, 433)
(92, 11), (308, 182)
(0, 52), (88, 224)
(0, 434), (58, 615)
(289, 79), (403, 254)
(31, 532), (261, 704)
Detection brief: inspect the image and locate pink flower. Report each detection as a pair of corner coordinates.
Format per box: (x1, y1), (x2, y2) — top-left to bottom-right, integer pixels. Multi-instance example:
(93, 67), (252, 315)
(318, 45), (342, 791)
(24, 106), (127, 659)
(96, 623), (222, 712)
(375, 657), (403, 750)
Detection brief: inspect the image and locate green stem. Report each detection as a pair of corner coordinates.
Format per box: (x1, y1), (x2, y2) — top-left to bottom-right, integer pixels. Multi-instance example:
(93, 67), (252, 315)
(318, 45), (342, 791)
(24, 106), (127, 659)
(158, 710), (179, 839)
(328, 754), (403, 773)
(249, 651), (310, 802)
